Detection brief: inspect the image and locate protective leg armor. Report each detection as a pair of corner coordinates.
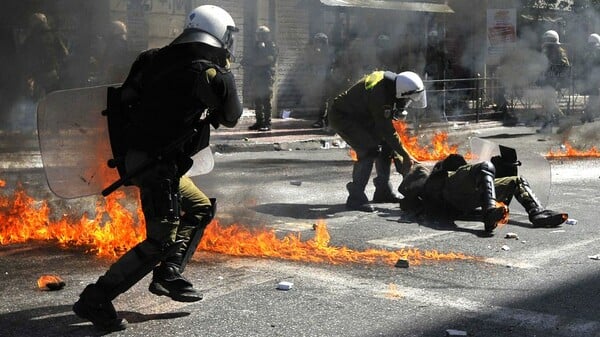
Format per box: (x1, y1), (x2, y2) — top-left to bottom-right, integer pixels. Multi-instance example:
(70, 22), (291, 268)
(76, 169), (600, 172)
(149, 198), (216, 302)
(73, 238), (182, 331)
(474, 161), (508, 233)
(515, 176), (567, 227)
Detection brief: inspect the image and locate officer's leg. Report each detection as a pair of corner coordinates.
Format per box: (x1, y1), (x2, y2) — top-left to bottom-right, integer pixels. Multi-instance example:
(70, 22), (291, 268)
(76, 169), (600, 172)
(74, 160), (181, 331)
(149, 176), (214, 301)
(472, 161), (509, 233)
(372, 143), (402, 203)
(346, 147), (377, 212)
(261, 89), (273, 130)
(251, 96), (264, 130)
(513, 176), (567, 227)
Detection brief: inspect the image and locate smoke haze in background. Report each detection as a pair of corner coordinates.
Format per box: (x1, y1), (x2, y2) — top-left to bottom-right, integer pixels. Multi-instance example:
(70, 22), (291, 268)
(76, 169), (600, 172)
(1, 1), (600, 143)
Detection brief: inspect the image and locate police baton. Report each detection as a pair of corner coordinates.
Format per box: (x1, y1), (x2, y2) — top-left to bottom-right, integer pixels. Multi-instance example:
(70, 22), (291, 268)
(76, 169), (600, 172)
(101, 128), (198, 197)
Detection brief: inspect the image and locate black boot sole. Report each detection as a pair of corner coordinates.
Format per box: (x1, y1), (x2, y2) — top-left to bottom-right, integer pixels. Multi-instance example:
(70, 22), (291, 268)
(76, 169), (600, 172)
(531, 213), (568, 227)
(72, 300), (128, 332)
(149, 282), (203, 302)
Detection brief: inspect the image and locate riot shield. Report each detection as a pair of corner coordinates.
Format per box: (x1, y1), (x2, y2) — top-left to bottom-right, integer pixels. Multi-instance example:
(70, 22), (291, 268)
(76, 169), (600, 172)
(38, 85), (214, 199)
(470, 137), (551, 212)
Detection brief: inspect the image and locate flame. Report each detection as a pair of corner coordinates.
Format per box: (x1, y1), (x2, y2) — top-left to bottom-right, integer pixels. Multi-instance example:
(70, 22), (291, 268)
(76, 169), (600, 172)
(545, 142), (600, 159)
(1, 181), (479, 266)
(348, 121), (470, 162)
(199, 220), (477, 266)
(495, 202), (510, 230)
(0, 183), (144, 258)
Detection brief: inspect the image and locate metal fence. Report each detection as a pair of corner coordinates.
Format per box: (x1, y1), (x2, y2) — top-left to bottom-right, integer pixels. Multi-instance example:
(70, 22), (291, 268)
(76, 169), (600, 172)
(416, 71), (585, 125)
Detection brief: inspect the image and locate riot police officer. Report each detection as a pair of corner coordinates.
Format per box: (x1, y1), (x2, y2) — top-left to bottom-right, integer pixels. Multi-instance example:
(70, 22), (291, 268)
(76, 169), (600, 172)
(245, 25), (278, 131)
(537, 30), (570, 133)
(72, 5), (242, 331)
(398, 154), (568, 234)
(328, 70), (426, 212)
(101, 20), (131, 84)
(20, 12), (69, 98)
(307, 32), (334, 128)
(581, 33), (600, 123)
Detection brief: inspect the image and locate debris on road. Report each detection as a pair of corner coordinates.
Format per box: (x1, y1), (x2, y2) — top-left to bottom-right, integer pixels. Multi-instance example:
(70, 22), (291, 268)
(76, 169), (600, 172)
(37, 274), (65, 291)
(588, 255), (600, 260)
(501, 245), (510, 251)
(446, 329), (468, 336)
(394, 258), (409, 268)
(290, 180), (302, 186)
(277, 281), (293, 290)
(565, 218), (578, 225)
(505, 232), (519, 239)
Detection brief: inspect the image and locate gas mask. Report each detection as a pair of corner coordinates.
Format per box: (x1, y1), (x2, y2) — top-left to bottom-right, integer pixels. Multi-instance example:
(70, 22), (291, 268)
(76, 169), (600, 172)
(384, 98), (411, 120)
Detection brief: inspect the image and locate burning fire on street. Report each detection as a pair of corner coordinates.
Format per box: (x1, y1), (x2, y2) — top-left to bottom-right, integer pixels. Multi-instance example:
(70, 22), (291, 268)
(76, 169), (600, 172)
(349, 120), (467, 161)
(545, 142), (600, 159)
(0, 179), (477, 267)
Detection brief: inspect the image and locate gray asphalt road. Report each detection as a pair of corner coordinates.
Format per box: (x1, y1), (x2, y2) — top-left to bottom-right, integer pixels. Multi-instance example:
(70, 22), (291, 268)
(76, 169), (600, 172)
(1, 126), (600, 337)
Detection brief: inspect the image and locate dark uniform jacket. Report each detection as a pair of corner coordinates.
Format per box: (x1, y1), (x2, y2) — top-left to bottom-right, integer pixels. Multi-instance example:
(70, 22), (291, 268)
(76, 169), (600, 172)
(246, 40), (277, 95)
(329, 71), (407, 157)
(120, 42), (242, 158)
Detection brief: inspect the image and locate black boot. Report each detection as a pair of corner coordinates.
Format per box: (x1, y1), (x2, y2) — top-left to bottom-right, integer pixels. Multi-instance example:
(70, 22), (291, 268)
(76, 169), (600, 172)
(346, 182), (374, 212)
(514, 177), (568, 228)
(476, 162), (507, 233)
(248, 123), (260, 130)
(149, 263), (203, 302)
(372, 152), (402, 203)
(73, 284), (127, 332)
(529, 208), (568, 227)
(372, 177), (402, 203)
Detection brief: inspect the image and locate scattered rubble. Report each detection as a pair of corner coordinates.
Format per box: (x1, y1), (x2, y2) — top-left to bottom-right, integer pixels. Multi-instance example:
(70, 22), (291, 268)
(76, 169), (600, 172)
(501, 245), (510, 251)
(505, 232), (518, 239)
(446, 329), (468, 336)
(565, 218), (578, 225)
(277, 281), (293, 290)
(395, 258), (409, 268)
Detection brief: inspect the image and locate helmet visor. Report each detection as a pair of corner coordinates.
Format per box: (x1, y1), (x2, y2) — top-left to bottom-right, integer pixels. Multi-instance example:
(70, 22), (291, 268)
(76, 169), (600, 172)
(223, 25), (238, 60)
(408, 90), (427, 108)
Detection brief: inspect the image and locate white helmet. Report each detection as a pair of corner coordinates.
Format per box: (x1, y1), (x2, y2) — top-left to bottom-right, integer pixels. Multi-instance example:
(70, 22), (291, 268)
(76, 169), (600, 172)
(542, 30), (560, 45)
(175, 5), (238, 54)
(110, 20), (127, 36)
(395, 71), (427, 108)
(588, 33), (600, 47)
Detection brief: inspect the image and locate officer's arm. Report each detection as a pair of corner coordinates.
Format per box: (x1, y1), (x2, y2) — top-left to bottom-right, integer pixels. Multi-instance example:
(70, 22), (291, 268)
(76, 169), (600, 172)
(121, 49), (156, 104)
(373, 114), (410, 159)
(202, 68), (242, 128)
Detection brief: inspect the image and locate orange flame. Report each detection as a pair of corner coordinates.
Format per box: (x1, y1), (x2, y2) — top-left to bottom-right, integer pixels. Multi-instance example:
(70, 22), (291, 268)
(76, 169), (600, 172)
(495, 202), (510, 230)
(198, 220), (477, 266)
(545, 142), (600, 159)
(348, 121), (469, 162)
(0, 181), (478, 266)
(0, 183), (144, 258)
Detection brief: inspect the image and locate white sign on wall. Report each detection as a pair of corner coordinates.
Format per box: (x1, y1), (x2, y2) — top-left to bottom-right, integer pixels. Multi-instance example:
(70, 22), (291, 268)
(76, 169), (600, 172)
(487, 8), (517, 66)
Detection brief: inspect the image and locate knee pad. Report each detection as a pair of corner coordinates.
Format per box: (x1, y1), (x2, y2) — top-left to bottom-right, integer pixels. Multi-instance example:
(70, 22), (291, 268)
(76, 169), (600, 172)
(478, 161), (496, 177)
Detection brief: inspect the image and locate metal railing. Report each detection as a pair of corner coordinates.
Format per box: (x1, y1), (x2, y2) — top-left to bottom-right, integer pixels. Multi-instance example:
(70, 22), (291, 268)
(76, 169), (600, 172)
(416, 71), (584, 125)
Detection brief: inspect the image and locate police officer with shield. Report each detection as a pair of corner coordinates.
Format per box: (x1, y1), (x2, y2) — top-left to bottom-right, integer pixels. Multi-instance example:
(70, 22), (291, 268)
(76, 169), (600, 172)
(72, 5), (242, 331)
